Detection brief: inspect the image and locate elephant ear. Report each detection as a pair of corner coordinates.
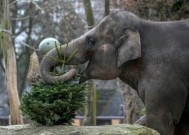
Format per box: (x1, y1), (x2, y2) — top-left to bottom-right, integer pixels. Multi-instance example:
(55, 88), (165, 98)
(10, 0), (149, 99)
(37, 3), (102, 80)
(116, 28), (141, 67)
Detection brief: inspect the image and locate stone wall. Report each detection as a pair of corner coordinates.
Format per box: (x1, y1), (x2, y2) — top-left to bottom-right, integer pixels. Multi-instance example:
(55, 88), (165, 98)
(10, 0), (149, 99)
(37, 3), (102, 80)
(0, 124), (160, 135)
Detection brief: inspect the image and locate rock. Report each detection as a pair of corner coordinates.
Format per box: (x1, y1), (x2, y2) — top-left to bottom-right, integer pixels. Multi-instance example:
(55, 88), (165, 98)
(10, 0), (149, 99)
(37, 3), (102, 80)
(0, 124), (160, 135)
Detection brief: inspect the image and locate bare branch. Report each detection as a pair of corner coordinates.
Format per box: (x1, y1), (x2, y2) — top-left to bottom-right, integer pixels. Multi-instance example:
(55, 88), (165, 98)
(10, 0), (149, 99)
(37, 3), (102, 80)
(16, 39), (38, 52)
(0, 60), (5, 72)
(0, 29), (14, 38)
(11, 16), (30, 21)
(31, 1), (43, 11)
(9, 0), (18, 6)
(15, 26), (27, 36)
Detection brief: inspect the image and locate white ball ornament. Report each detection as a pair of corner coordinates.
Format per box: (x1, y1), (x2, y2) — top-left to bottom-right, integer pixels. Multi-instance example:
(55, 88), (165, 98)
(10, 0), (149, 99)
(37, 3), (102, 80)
(39, 38), (61, 55)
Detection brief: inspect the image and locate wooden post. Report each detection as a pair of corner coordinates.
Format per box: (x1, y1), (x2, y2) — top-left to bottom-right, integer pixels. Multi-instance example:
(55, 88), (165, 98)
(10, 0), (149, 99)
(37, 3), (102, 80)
(104, 0), (110, 16)
(1, 0), (23, 125)
(111, 119), (120, 125)
(72, 119), (81, 126)
(83, 0), (95, 27)
(83, 0), (96, 126)
(83, 80), (96, 125)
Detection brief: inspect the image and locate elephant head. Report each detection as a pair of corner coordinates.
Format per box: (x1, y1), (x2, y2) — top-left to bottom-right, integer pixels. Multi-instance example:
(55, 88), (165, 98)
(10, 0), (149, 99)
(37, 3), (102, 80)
(40, 11), (141, 84)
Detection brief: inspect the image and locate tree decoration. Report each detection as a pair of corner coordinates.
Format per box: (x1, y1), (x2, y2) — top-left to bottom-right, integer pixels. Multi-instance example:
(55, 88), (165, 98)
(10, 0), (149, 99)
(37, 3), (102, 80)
(39, 37), (61, 55)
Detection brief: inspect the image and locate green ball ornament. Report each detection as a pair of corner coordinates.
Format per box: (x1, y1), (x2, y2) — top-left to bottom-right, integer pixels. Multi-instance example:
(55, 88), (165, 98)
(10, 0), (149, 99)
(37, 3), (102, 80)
(39, 38), (61, 55)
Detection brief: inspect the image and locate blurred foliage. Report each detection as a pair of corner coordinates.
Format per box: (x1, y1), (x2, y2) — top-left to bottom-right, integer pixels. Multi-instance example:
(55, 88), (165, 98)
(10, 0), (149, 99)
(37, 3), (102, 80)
(171, 1), (189, 19)
(123, 0), (189, 20)
(20, 81), (86, 126)
(139, 107), (146, 116)
(31, 1), (85, 44)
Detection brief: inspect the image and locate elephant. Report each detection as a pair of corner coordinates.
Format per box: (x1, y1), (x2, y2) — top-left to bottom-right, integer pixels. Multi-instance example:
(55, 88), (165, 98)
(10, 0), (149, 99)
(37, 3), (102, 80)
(40, 10), (189, 135)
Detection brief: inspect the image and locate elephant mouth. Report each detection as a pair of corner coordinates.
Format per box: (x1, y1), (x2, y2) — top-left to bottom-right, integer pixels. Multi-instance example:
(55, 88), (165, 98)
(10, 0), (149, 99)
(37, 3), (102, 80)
(79, 75), (89, 84)
(78, 62), (91, 84)
(78, 60), (119, 83)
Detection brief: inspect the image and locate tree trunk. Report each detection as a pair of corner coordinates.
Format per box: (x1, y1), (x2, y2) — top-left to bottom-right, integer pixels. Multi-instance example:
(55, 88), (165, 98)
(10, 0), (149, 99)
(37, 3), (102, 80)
(18, 2), (33, 98)
(0, 1), (3, 22)
(104, 0), (110, 16)
(83, 0), (94, 27)
(1, 0), (23, 125)
(83, 80), (96, 125)
(117, 79), (143, 124)
(82, 0), (96, 126)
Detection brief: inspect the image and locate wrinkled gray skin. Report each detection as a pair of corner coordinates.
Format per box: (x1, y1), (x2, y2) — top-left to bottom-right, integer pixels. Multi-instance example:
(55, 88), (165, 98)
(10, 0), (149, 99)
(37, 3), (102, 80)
(40, 11), (189, 135)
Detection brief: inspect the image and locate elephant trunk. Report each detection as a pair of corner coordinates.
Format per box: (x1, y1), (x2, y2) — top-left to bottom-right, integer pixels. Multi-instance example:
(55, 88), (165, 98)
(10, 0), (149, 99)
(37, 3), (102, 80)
(40, 36), (87, 84)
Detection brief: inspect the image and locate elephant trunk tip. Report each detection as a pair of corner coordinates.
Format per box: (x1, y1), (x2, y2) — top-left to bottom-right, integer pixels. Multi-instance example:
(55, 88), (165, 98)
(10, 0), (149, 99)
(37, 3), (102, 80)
(40, 56), (78, 84)
(57, 68), (77, 82)
(41, 68), (77, 85)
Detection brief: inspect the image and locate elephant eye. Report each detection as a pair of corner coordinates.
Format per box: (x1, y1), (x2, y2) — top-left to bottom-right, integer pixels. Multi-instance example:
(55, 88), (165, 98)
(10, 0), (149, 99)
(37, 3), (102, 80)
(87, 37), (96, 46)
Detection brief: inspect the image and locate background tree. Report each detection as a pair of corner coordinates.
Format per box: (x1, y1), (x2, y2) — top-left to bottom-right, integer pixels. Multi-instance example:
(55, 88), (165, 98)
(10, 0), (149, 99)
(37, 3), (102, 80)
(0, 0), (23, 125)
(82, 0), (96, 126)
(104, 0), (110, 16)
